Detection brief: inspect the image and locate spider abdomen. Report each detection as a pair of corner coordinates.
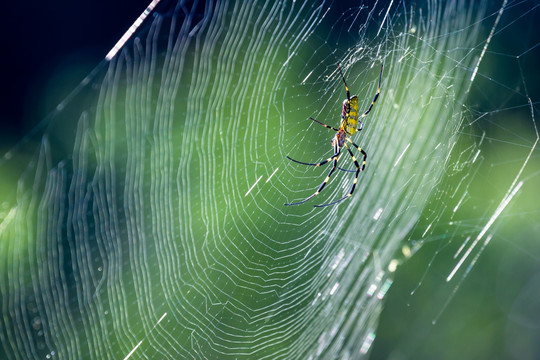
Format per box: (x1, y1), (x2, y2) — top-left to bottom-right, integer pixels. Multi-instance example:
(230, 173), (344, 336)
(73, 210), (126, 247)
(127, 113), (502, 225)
(341, 95), (359, 135)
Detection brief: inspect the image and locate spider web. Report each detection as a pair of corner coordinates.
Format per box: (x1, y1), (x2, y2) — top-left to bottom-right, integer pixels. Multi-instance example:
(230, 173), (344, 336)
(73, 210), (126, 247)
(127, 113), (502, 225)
(0, 0), (539, 359)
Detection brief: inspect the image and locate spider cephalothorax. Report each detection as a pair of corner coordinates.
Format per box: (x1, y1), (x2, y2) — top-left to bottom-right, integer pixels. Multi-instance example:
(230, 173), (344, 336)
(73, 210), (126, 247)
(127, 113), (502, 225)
(285, 63), (383, 207)
(332, 129), (347, 148)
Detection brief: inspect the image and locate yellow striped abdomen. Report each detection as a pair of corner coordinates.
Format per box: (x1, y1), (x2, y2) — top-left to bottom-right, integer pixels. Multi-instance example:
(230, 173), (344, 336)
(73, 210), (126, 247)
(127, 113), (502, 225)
(341, 95), (359, 135)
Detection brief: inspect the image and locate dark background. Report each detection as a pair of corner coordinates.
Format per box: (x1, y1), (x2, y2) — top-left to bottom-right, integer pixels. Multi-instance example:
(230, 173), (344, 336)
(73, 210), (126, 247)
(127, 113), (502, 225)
(0, 0), (151, 144)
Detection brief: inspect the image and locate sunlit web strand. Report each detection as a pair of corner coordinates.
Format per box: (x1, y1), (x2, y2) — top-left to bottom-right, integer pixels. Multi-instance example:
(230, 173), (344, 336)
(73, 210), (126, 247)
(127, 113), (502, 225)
(105, 0), (162, 61)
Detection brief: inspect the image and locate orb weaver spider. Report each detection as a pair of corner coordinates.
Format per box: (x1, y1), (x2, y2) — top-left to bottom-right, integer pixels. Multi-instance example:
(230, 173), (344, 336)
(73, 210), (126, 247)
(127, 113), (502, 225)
(285, 63), (383, 207)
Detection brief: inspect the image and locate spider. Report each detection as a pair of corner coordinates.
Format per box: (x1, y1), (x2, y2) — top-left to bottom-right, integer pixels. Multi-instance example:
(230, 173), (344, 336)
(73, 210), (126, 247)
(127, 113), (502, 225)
(284, 63), (383, 207)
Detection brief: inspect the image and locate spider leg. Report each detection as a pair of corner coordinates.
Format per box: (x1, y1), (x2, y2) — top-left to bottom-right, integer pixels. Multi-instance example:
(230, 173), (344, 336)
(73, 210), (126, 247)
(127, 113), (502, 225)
(338, 63), (351, 102)
(286, 154), (336, 167)
(310, 117), (339, 132)
(287, 151), (352, 172)
(284, 147), (341, 206)
(287, 154), (352, 172)
(314, 143), (363, 207)
(346, 138), (367, 171)
(360, 64), (383, 119)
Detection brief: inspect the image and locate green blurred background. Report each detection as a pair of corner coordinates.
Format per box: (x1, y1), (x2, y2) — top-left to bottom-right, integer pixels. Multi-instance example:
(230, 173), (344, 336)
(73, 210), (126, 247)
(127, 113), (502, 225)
(373, 1), (540, 358)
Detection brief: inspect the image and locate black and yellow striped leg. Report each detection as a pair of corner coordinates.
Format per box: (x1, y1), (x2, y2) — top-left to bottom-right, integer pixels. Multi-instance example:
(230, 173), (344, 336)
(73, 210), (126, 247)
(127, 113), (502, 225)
(310, 117), (339, 132)
(314, 143), (361, 207)
(285, 148), (341, 206)
(360, 64), (383, 119)
(346, 138), (367, 171)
